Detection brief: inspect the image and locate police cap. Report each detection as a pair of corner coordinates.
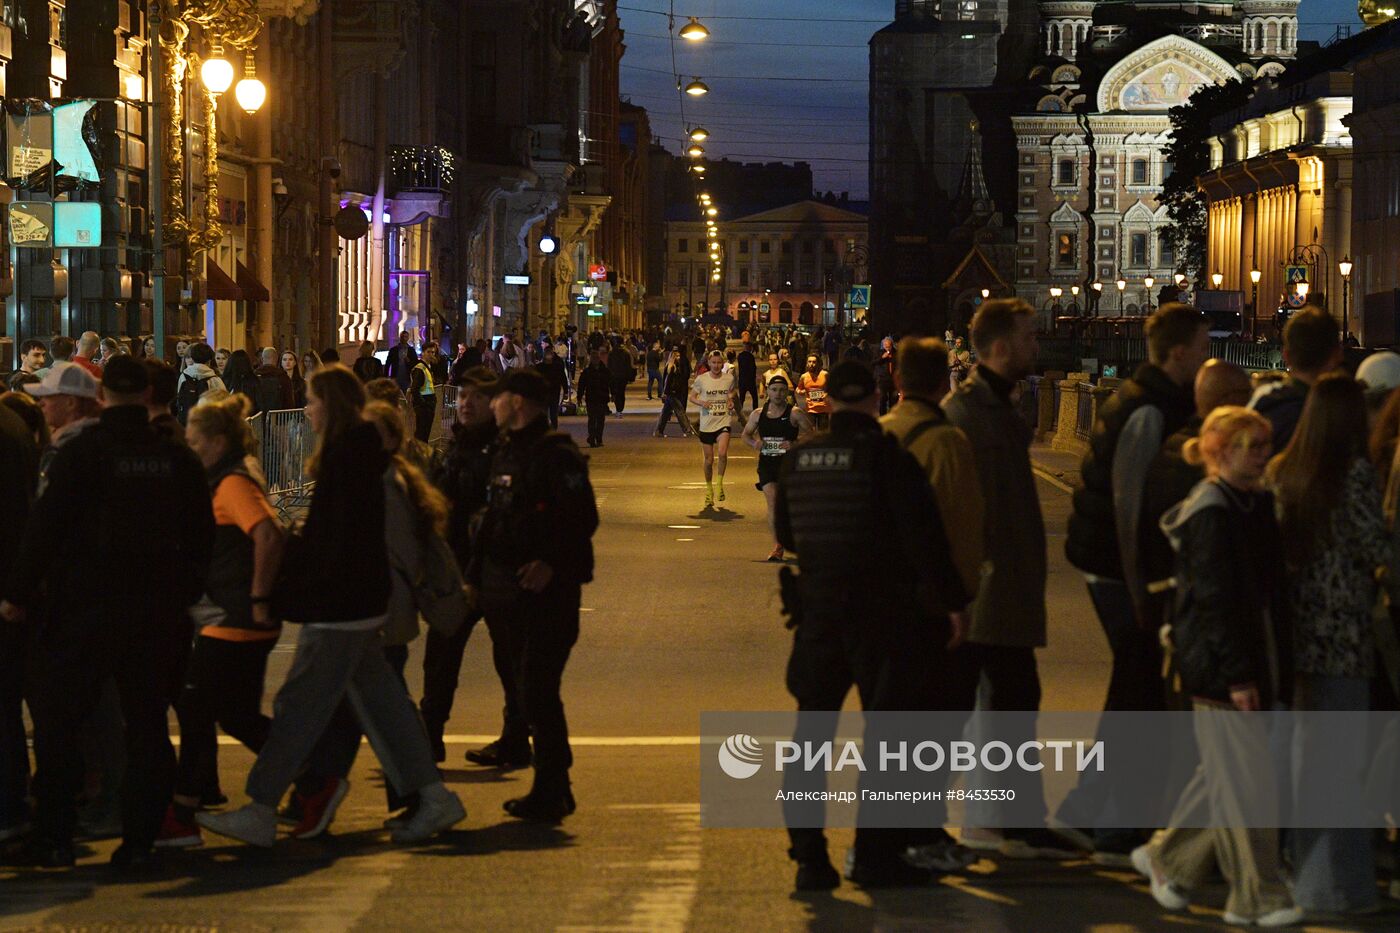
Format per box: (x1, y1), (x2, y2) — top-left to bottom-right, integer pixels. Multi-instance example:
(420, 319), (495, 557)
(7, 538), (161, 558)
(102, 355), (150, 395)
(825, 360), (876, 403)
(498, 368), (554, 408)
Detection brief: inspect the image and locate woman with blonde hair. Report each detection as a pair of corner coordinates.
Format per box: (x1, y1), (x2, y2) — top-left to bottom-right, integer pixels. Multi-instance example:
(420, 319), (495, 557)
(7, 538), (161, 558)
(157, 394), (285, 848)
(1132, 406), (1301, 927)
(1267, 373), (1389, 914)
(198, 365), (463, 848)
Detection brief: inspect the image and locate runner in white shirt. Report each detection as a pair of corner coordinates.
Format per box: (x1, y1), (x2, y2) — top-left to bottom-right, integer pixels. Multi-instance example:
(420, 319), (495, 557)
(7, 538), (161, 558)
(688, 350), (738, 508)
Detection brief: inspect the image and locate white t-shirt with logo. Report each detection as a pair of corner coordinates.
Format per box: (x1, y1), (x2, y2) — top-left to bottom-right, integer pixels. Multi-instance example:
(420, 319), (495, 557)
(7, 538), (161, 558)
(692, 371), (737, 432)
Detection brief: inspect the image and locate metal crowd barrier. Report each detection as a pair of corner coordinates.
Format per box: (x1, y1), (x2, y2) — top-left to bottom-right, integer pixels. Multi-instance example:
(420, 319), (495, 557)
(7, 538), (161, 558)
(255, 408), (316, 518)
(1074, 382), (1095, 440)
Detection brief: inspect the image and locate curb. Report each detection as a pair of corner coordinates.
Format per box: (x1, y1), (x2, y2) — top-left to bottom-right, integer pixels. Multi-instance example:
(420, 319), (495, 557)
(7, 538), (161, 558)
(1031, 461), (1077, 495)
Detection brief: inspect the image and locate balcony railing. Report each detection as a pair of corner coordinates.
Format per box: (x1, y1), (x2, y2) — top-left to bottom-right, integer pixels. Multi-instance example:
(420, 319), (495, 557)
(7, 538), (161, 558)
(388, 145), (456, 194)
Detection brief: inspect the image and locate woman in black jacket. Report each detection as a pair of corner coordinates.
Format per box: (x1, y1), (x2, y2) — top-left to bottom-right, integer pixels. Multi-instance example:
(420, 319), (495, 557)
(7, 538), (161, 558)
(197, 365), (464, 848)
(1133, 406), (1300, 927)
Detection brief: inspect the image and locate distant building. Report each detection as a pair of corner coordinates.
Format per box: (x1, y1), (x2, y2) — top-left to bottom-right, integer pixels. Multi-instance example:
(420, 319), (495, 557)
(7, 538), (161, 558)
(1011, 1), (1301, 326)
(663, 199), (868, 327)
(1346, 18), (1400, 343)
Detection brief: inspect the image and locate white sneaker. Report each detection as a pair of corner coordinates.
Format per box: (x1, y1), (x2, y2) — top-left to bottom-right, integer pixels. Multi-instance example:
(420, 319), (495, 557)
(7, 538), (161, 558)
(1223, 906), (1304, 927)
(389, 784), (464, 843)
(958, 827), (1005, 851)
(905, 839), (977, 872)
(1254, 906), (1304, 927)
(197, 802), (277, 848)
(1130, 844), (1189, 911)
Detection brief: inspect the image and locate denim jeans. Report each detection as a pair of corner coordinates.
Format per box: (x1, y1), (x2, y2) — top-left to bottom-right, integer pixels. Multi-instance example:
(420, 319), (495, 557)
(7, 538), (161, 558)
(1290, 673), (1377, 912)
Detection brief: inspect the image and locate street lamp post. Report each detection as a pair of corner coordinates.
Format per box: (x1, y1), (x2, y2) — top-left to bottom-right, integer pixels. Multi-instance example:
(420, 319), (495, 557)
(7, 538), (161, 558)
(1091, 280), (1103, 318)
(1249, 268), (1261, 340)
(1143, 276), (1155, 315)
(1115, 278), (1126, 317)
(1339, 256), (1353, 342)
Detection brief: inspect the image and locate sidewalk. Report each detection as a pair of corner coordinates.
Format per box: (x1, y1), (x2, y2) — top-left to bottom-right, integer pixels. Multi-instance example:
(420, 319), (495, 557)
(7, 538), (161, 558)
(1030, 442), (1082, 492)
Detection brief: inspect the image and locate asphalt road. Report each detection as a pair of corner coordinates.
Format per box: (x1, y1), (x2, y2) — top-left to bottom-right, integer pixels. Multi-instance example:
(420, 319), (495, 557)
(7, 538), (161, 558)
(3, 402), (1394, 932)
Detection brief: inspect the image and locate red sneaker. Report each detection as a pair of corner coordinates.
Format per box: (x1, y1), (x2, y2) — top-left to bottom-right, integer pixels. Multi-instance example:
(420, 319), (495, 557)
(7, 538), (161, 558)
(154, 805), (203, 849)
(290, 777), (350, 839)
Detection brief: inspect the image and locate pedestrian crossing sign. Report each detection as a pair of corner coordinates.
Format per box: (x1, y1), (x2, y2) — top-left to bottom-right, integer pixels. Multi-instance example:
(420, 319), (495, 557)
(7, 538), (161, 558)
(848, 285), (871, 309)
(1285, 265), (1308, 285)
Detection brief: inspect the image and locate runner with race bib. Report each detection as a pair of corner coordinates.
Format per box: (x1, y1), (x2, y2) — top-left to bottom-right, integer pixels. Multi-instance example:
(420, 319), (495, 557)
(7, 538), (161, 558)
(741, 376), (813, 560)
(689, 350), (739, 508)
(796, 355), (831, 431)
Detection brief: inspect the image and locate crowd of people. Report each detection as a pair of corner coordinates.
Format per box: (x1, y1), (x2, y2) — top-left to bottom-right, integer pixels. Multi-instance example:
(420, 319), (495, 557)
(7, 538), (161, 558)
(768, 298), (1400, 925)
(0, 329), (600, 869)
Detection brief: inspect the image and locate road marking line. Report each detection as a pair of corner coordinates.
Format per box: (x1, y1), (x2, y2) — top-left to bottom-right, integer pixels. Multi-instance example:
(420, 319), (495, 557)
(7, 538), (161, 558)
(209, 734), (706, 747)
(668, 524), (701, 529)
(1032, 465), (1075, 495)
(676, 538), (695, 542)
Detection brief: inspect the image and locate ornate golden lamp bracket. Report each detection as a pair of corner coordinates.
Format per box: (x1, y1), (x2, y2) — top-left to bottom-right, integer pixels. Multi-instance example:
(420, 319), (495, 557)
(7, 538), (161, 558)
(156, 0), (265, 270)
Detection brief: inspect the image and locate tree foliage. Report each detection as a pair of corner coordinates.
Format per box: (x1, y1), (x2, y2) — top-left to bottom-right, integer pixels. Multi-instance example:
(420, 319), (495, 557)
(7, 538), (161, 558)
(1161, 79), (1254, 285)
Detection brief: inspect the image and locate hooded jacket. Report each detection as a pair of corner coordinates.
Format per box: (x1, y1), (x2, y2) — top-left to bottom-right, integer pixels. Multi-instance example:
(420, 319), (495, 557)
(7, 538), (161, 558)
(1160, 479), (1289, 706)
(177, 362), (228, 396)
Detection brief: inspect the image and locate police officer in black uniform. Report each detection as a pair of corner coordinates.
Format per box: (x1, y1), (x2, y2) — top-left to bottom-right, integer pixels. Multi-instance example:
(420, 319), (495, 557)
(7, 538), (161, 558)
(469, 369), (599, 821)
(1, 357), (213, 869)
(418, 367), (518, 765)
(774, 361), (970, 891)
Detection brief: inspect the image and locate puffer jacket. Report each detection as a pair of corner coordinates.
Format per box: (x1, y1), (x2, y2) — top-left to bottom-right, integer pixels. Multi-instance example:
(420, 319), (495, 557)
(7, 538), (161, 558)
(1160, 479), (1290, 706)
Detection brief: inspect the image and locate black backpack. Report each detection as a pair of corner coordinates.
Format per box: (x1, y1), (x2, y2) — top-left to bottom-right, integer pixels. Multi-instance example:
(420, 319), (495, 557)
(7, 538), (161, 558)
(175, 375), (212, 424)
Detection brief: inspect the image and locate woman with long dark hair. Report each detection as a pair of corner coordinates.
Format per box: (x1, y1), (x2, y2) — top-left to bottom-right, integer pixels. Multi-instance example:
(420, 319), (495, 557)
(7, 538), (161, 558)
(1267, 373), (1390, 914)
(280, 350), (306, 407)
(197, 365), (463, 848)
(221, 349), (258, 401)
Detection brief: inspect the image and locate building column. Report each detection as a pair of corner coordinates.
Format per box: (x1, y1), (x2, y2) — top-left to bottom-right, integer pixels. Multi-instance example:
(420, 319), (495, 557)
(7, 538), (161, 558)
(253, 26), (275, 351)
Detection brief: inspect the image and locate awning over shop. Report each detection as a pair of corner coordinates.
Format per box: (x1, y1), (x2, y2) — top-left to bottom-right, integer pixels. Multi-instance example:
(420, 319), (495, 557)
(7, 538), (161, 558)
(205, 258), (242, 301)
(236, 260), (270, 302)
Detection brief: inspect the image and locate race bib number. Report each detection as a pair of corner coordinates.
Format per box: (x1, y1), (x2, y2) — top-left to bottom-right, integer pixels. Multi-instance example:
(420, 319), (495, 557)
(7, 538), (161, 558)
(807, 389), (826, 401)
(761, 437), (787, 456)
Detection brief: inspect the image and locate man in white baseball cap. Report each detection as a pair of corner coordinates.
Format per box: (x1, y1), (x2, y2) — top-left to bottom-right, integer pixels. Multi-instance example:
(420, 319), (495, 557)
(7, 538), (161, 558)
(23, 362), (101, 494)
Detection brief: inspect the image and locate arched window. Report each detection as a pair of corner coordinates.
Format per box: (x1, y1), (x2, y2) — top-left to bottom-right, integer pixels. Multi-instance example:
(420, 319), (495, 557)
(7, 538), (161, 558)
(1048, 24), (1059, 57)
(1060, 23), (1073, 57)
(1265, 20), (1278, 54)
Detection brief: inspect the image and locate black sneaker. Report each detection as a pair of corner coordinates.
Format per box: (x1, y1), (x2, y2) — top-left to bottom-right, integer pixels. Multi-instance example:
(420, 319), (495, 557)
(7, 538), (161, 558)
(503, 792), (573, 823)
(199, 789), (229, 809)
(465, 741), (532, 770)
(110, 843), (163, 873)
(794, 857), (841, 892)
(847, 857), (936, 888)
(1001, 827), (1086, 860)
(428, 733), (447, 764)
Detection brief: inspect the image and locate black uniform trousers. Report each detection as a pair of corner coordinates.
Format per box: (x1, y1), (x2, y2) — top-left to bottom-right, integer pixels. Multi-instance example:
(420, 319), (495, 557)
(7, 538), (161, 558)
(610, 379), (628, 414)
(481, 582), (581, 795)
(413, 396), (437, 443)
(784, 611), (941, 866)
(28, 608), (189, 850)
(419, 610), (529, 759)
(585, 403), (608, 446)
(0, 622), (30, 829)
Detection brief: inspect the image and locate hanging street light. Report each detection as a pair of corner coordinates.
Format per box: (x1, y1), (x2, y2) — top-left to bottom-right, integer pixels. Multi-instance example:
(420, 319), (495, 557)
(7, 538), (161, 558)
(689, 126), (709, 142)
(234, 50), (267, 114)
(201, 45), (235, 94)
(684, 78), (710, 96)
(687, 144), (704, 158)
(679, 17), (710, 41)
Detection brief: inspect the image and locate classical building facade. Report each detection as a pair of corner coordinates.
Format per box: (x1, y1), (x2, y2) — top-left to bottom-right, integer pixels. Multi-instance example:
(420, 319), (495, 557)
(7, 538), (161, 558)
(1347, 19), (1400, 343)
(663, 199), (868, 327)
(1199, 65), (1352, 335)
(1011, 2), (1300, 326)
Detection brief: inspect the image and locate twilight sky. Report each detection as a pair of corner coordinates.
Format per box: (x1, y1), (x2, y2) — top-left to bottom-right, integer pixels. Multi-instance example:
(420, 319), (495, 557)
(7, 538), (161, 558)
(616, 0), (1367, 201)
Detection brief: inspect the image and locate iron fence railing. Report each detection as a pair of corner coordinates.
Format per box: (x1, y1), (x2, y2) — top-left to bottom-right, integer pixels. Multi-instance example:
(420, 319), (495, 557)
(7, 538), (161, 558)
(254, 408), (316, 518)
(1036, 337), (1282, 375)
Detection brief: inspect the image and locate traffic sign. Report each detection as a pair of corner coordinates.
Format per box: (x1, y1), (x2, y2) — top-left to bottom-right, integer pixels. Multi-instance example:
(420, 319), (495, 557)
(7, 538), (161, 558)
(759, 301), (771, 313)
(848, 285), (871, 309)
(1285, 265), (1308, 284)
